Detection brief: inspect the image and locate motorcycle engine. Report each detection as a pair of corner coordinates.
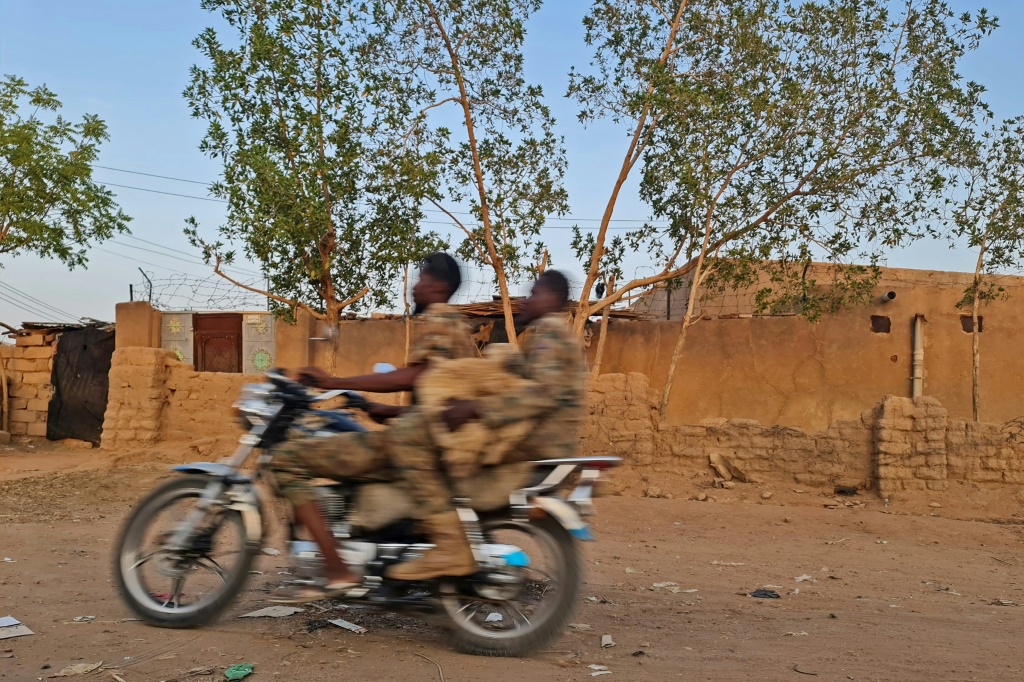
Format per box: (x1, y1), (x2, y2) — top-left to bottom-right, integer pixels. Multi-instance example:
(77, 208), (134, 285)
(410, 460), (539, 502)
(313, 486), (347, 523)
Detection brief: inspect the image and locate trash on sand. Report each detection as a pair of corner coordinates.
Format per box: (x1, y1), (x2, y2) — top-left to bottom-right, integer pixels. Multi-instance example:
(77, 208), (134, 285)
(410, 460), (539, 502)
(795, 575), (816, 583)
(591, 672), (612, 678)
(876, 540), (888, 545)
(0, 616), (33, 640)
(710, 560), (745, 567)
(49, 662), (103, 677)
(485, 613), (503, 623)
(261, 547), (281, 556)
(937, 587), (962, 596)
(601, 634), (616, 648)
(632, 650), (647, 657)
(624, 567), (636, 574)
(72, 616), (96, 622)
(240, 606), (305, 619)
(588, 664), (609, 671)
(834, 486), (857, 496)
(189, 668), (216, 676)
(991, 598), (1018, 607)
(330, 618), (368, 634)
(570, 623), (594, 631)
(1, 558), (14, 563)
(224, 663), (255, 680)
(652, 582), (678, 589)
(784, 631), (809, 637)
(749, 589), (781, 599)
(826, 538), (849, 545)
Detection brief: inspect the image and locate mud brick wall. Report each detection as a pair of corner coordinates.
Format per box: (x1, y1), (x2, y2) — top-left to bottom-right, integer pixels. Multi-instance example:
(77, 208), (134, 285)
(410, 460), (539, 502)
(161, 365), (257, 443)
(0, 334), (57, 438)
(946, 420), (1024, 485)
(101, 347), (174, 448)
(874, 396), (949, 496)
(580, 372), (874, 492)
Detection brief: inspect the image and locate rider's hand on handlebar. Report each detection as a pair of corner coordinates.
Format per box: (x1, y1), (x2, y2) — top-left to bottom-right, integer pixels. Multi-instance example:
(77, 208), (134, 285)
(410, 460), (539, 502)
(291, 366), (332, 388)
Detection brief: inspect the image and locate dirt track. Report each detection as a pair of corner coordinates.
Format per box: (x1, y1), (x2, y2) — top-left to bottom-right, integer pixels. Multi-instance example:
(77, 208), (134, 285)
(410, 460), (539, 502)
(2, 443), (1024, 681)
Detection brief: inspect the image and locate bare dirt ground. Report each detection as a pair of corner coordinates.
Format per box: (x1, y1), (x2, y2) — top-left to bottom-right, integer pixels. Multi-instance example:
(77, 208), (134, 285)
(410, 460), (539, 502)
(3, 441), (1024, 681)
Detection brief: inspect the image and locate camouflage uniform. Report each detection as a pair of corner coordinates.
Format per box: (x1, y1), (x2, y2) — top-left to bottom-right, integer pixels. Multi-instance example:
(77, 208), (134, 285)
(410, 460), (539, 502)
(268, 304), (474, 513)
(476, 314), (586, 462)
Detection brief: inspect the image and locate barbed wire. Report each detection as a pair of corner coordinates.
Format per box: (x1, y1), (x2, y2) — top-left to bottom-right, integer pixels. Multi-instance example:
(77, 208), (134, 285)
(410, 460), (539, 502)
(132, 263), (630, 314)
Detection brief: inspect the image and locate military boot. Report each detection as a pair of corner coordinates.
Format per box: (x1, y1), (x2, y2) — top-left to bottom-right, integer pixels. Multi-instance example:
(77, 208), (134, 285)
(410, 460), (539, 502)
(386, 511), (477, 581)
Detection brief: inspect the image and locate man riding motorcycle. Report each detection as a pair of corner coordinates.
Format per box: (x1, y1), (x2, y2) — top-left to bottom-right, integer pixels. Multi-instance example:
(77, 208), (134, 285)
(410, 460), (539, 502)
(268, 252), (474, 602)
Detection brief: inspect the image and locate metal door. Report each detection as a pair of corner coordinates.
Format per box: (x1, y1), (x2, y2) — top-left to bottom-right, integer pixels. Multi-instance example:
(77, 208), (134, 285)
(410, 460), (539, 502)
(46, 327), (115, 444)
(193, 313), (242, 373)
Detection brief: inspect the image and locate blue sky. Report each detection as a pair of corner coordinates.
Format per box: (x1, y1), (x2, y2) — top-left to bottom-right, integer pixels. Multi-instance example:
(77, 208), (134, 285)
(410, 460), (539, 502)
(0, 0), (1022, 325)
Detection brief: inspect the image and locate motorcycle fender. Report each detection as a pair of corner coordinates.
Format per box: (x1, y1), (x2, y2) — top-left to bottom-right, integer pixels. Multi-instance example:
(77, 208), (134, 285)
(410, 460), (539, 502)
(532, 496), (594, 542)
(171, 463), (265, 549)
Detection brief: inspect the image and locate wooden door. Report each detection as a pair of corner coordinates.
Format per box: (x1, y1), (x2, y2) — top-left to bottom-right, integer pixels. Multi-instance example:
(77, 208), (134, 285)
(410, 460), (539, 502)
(193, 313), (242, 373)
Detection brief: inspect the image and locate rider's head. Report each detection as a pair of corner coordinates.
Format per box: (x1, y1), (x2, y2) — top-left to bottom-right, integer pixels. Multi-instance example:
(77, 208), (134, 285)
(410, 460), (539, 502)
(412, 252), (462, 315)
(519, 270), (570, 325)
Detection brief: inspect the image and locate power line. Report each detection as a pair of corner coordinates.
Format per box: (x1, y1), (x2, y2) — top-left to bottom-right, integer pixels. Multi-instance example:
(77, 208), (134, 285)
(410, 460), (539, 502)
(0, 290), (58, 323)
(101, 182), (227, 203)
(0, 281), (78, 320)
(93, 163), (667, 224)
(109, 238), (264, 277)
(93, 165), (212, 186)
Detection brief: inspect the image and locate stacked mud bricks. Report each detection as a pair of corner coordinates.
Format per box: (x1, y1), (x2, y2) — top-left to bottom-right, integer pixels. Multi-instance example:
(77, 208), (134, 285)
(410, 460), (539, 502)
(0, 331), (57, 438)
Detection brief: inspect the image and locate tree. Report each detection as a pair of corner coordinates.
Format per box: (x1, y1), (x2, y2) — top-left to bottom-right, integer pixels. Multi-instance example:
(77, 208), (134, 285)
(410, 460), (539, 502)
(949, 116), (1024, 422)
(567, 0), (994, 417)
(357, 0), (569, 347)
(0, 75), (130, 268)
(184, 0), (445, 369)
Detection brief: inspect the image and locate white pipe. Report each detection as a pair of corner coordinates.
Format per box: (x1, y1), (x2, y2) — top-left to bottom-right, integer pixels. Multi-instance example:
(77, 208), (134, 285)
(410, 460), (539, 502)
(911, 314), (925, 398)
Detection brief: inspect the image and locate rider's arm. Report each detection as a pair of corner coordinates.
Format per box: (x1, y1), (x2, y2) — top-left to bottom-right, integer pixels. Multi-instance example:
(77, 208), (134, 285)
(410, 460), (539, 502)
(323, 364), (427, 393)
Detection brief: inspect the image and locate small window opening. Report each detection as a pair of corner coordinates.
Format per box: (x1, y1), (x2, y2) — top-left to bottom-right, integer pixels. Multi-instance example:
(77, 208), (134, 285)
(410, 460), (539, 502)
(961, 315), (984, 333)
(870, 315), (891, 334)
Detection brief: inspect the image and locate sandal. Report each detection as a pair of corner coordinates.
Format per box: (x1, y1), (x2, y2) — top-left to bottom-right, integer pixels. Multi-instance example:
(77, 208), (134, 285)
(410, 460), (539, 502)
(268, 580), (362, 605)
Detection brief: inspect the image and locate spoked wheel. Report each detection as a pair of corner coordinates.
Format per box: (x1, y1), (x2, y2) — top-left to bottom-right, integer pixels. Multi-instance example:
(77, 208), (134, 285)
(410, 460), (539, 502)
(440, 514), (581, 657)
(114, 475), (257, 628)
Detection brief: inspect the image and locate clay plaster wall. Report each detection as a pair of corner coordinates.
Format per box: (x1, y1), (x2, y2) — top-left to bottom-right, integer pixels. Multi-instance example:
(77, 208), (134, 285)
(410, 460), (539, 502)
(581, 373), (1024, 498)
(592, 269), (1024, 430)
(0, 333), (57, 438)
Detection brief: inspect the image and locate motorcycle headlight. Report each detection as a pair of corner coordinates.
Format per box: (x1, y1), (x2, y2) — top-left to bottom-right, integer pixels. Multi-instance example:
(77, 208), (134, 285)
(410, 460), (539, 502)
(232, 383), (278, 428)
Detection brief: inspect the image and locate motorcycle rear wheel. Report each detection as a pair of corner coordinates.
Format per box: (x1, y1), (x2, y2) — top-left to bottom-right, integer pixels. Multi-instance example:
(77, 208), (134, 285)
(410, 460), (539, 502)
(441, 514), (581, 657)
(114, 475), (257, 628)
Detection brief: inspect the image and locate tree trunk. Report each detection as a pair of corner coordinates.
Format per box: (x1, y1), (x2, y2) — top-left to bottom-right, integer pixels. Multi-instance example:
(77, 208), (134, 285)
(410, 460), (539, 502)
(324, 303), (340, 375)
(591, 275), (615, 376)
(972, 298), (980, 422)
(970, 237), (987, 422)
(495, 265), (518, 349)
(659, 237), (712, 421)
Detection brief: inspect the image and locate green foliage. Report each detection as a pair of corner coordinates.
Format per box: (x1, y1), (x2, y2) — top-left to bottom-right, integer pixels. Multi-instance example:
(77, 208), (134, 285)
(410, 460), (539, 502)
(184, 0), (446, 318)
(570, 0), (996, 321)
(0, 75), (130, 268)
(951, 116), (1024, 309)
(356, 0), (569, 289)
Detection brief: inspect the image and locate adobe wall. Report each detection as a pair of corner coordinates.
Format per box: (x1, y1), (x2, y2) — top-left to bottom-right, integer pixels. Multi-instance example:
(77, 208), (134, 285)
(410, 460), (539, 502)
(590, 272), (1024, 431)
(582, 373), (1024, 499)
(0, 332), (57, 438)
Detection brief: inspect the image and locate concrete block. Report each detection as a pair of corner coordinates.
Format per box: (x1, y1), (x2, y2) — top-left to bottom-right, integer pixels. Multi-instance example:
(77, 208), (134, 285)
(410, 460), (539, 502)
(22, 346), (53, 359)
(10, 398), (28, 411)
(9, 385), (37, 399)
(22, 372), (50, 385)
(9, 422), (27, 435)
(9, 410), (36, 423)
(26, 422), (47, 437)
(26, 398), (49, 411)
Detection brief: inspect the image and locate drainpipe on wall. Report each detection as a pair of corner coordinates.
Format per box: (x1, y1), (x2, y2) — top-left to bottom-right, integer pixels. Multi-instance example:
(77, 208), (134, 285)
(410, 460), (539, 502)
(911, 314), (925, 399)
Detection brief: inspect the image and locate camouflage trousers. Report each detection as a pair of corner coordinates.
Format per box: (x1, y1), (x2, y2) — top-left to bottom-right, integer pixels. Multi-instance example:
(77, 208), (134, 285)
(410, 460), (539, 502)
(268, 408), (455, 518)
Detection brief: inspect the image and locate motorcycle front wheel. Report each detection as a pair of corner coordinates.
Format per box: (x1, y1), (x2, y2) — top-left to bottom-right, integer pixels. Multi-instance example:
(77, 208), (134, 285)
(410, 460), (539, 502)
(440, 513), (582, 657)
(113, 475), (258, 628)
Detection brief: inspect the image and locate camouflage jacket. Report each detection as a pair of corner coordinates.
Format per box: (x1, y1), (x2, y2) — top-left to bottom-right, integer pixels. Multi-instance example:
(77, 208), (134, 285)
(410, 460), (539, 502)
(408, 303), (475, 402)
(478, 314), (585, 461)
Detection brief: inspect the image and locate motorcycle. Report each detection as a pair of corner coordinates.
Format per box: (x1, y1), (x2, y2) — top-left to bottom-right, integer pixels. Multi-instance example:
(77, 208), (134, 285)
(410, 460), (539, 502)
(113, 370), (619, 656)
